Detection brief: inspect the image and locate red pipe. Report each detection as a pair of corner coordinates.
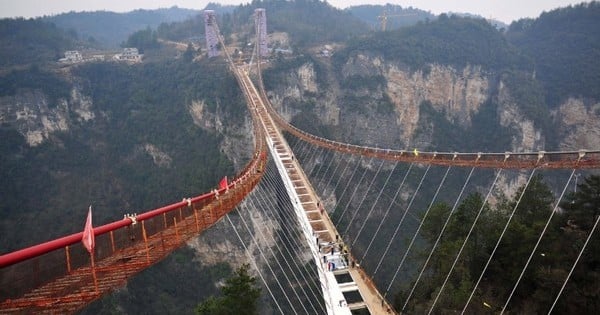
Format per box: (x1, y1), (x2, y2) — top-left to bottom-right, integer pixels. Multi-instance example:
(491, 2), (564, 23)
(0, 188), (225, 268)
(0, 218), (132, 268)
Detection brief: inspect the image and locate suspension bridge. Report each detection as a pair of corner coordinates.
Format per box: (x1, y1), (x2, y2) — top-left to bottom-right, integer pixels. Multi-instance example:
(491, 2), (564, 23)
(1, 9), (600, 315)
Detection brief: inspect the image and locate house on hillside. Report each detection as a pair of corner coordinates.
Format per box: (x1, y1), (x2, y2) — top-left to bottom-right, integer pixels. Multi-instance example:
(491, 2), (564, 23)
(59, 50), (83, 63)
(113, 48), (143, 63)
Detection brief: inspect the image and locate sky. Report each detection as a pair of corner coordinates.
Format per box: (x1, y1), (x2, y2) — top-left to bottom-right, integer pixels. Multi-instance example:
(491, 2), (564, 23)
(0, 0), (585, 24)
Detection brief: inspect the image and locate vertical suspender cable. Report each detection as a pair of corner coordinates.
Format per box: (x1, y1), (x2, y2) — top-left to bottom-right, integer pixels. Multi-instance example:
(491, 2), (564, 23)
(360, 163), (414, 264)
(352, 161), (399, 247)
(343, 160), (386, 237)
(374, 164), (431, 275)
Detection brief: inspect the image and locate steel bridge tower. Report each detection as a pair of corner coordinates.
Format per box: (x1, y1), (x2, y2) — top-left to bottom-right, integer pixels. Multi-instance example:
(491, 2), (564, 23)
(254, 8), (269, 57)
(204, 10), (220, 58)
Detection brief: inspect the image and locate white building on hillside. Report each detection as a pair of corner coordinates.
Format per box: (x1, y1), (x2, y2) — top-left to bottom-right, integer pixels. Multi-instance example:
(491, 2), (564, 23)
(59, 50), (83, 63)
(113, 48), (143, 63)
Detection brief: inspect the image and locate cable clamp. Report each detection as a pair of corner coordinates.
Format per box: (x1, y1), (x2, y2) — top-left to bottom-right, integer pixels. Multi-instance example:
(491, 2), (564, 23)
(124, 213), (138, 225)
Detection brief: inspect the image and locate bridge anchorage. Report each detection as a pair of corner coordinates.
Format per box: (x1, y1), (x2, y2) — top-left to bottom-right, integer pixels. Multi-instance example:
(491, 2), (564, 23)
(2, 7), (600, 315)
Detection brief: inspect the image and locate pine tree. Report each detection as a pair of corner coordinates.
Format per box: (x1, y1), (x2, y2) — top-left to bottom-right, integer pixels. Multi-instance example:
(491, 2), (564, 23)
(196, 264), (261, 315)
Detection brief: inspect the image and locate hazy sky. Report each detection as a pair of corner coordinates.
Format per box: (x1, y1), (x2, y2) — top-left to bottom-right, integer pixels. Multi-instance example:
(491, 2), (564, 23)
(0, 0), (585, 23)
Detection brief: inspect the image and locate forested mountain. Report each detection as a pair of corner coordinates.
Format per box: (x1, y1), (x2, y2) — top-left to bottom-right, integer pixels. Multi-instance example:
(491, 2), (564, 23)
(42, 6), (201, 48)
(336, 14), (528, 72)
(0, 18), (81, 66)
(346, 4), (435, 31)
(506, 1), (600, 105)
(1, 1), (599, 314)
(158, 0), (370, 52)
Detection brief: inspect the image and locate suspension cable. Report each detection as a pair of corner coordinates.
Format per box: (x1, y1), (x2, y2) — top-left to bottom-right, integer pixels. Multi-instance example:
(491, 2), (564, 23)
(384, 166), (453, 297)
(343, 160), (386, 237)
(336, 157), (375, 226)
(429, 169), (503, 313)
(330, 155), (363, 220)
(308, 146), (325, 176)
(352, 161), (399, 247)
(254, 165), (327, 312)
(462, 169), (537, 314)
(403, 167), (475, 310)
(374, 164), (431, 275)
(235, 198), (300, 315)
(259, 161), (327, 301)
(321, 150), (345, 196)
(360, 163), (414, 264)
(500, 169), (576, 313)
(240, 200), (311, 314)
(226, 214), (284, 314)
(313, 149), (333, 190)
(331, 155), (357, 204)
(294, 138), (311, 163)
(548, 214), (600, 314)
(315, 150), (336, 192)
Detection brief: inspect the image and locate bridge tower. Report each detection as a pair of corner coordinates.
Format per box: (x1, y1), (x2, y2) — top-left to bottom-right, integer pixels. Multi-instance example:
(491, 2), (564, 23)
(254, 8), (269, 57)
(204, 10), (220, 58)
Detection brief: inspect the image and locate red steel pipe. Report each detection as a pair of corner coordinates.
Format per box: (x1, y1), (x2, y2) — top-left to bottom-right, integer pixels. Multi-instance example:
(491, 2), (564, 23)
(0, 187), (228, 268)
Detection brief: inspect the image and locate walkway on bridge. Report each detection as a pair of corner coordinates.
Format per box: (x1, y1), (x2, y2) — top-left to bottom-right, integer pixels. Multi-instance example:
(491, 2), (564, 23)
(237, 68), (395, 314)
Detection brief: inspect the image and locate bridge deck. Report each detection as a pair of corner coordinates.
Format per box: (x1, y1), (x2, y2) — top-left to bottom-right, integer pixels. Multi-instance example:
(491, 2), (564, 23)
(239, 69), (396, 314)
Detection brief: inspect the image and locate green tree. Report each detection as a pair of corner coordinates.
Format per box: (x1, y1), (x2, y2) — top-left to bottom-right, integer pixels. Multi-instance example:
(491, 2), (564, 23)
(183, 42), (195, 62)
(122, 27), (160, 52)
(196, 264), (261, 315)
(561, 175), (600, 230)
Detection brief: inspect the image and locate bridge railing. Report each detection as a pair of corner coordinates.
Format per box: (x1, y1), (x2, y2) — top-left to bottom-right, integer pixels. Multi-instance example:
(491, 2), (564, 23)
(0, 193), (207, 299)
(256, 94), (600, 169)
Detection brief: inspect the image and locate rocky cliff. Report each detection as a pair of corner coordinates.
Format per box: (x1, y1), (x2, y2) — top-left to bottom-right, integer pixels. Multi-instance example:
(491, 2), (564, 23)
(0, 87), (94, 146)
(266, 55), (598, 154)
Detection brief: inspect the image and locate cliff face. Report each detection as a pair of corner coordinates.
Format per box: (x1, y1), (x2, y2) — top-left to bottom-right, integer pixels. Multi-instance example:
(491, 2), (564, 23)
(0, 87), (94, 146)
(188, 99), (254, 171)
(386, 63), (489, 139)
(265, 56), (599, 201)
(267, 56), (597, 155)
(556, 98), (600, 151)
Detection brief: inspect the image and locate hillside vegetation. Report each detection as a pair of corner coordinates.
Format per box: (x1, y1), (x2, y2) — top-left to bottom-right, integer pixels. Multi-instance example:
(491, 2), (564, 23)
(336, 14), (528, 72)
(1, 2), (599, 314)
(43, 6), (200, 48)
(506, 1), (600, 105)
(0, 18), (80, 66)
